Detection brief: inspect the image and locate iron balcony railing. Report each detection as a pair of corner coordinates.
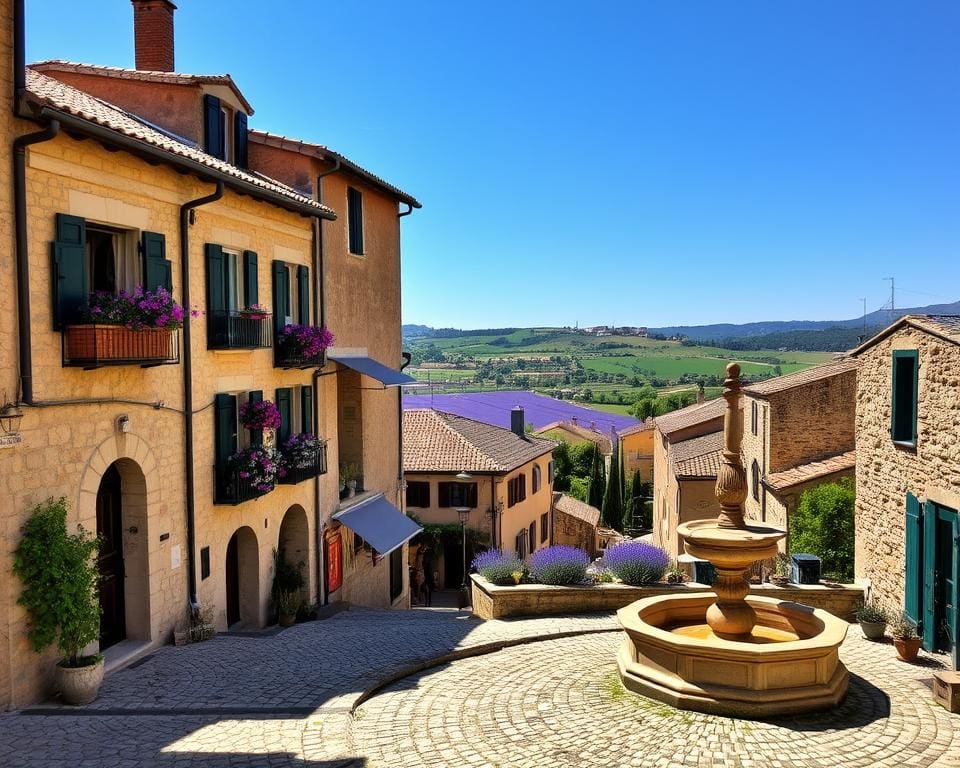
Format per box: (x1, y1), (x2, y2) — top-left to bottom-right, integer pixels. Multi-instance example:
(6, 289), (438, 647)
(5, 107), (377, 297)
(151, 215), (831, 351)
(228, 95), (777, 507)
(213, 464), (274, 505)
(278, 441), (328, 485)
(62, 324), (180, 369)
(207, 310), (273, 350)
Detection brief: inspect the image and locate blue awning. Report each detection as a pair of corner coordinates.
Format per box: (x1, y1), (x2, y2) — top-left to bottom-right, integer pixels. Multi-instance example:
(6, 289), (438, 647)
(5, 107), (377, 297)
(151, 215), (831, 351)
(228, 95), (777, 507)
(329, 355), (416, 387)
(332, 494), (422, 556)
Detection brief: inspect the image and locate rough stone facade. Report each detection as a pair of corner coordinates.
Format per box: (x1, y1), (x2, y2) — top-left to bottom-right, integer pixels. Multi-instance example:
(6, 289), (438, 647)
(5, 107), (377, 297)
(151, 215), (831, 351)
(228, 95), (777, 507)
(853, 321), (960, 615)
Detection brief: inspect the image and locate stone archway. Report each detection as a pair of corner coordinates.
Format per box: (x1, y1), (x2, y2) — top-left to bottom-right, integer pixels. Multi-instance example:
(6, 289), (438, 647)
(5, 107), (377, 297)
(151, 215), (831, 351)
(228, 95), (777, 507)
(278, 505), (310, 601)
(226, 526), (260, 627)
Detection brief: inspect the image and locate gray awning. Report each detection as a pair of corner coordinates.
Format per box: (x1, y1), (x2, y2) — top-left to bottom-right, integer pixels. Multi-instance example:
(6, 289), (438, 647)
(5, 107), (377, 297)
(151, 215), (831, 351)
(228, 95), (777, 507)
(329, 355), (416, 387)
(332, 494), (422, 556)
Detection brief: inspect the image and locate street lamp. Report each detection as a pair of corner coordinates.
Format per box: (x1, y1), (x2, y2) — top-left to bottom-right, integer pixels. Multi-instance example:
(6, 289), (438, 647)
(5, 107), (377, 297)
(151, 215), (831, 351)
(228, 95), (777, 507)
(454, 471), (473, 608)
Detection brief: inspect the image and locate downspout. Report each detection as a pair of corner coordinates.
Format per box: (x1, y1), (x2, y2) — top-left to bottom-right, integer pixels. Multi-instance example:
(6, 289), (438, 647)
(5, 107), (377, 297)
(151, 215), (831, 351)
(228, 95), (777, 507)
(13, 0), (25, 109)
(180, 182), (224, 610)
(14, 121), (60, 405)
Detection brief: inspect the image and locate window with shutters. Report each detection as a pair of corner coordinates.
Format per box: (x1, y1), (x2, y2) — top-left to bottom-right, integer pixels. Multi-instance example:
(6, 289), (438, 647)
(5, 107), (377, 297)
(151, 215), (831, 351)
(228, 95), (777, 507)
(751, 460), (760, 502)
(891, 350), (919, 446)
(406, 481), (430, 508)
(507, 474), (527, 508)
(540, 513), (548, 543)
(347, 187), (364, 255)
(214, 390), (276, 504)
(515, 530), (527, 560)
(438, 482), (478, 508)
(532, 465), (542, 494)
(529, 521), (536, 552)
(206, 245), (269, 349)
(87, 225), (140, 295)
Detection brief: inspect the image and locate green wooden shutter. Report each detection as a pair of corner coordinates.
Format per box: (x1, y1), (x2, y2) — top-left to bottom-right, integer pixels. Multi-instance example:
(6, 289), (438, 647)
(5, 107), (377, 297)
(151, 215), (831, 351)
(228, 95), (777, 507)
(203, 94), (223, 158)
(905, 492), (923, 624)
(301, 386), (314, 434)
(891, 350), (919, 444)
(922, 499), (937, 650)
(142, 231), (172, 292)
(297, 265), (310, 325)
(248, 390), (263, 446)
(242, 250), (258, 308)
(276, 387), (292, 442)
(234, 111), (248, 168)
(205, 244), (226, 313)
(214, 393), (238, 466)
(272, 261), (290, 334)
(51, 213), (88, 329)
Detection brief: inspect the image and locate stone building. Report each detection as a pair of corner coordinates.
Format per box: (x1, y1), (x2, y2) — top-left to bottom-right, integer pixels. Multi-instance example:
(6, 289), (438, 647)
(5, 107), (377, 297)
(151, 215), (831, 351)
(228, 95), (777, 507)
(403, 407), (556, 584)
(651, 398), (726, 558)
(741, 359), (857, 547)
(552, 493), (601, 557)
(618, 418), (655, 483)
(851, 315), (960, 667)
(0, 1), (419, 709)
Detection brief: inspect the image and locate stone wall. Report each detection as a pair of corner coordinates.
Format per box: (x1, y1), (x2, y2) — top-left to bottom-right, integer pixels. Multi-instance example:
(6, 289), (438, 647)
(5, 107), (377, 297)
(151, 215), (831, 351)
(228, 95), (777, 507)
(854, 326), (960, 614)
(471, 575), (864, 621)
(554, 508), (599, 557)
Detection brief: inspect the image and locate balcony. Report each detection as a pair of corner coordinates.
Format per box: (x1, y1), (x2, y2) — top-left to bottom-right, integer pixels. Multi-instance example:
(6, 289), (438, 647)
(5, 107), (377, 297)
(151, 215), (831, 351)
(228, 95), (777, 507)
(207, 310), (272, 350)
(63, 324), (179, 369)
(274, 324), (331, 369)
(278, 440), (328, 485)
(213, 463), (274, 505)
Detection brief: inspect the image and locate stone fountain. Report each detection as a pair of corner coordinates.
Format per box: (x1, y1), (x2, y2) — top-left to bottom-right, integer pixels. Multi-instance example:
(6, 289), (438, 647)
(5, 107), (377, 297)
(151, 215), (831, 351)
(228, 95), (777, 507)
(616, 363), (849, 717)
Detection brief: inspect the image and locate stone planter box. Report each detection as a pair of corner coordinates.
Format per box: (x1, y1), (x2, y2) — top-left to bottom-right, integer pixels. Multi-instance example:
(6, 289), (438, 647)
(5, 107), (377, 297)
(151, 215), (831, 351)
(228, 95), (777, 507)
(470, 574), (864, 621)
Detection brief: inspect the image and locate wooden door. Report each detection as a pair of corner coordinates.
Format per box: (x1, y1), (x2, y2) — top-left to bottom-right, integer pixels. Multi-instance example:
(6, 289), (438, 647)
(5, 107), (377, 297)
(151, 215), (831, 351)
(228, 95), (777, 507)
(226, 533), (240, 626)
(932, 505), (957, 657)
(97, 464), (125, 649)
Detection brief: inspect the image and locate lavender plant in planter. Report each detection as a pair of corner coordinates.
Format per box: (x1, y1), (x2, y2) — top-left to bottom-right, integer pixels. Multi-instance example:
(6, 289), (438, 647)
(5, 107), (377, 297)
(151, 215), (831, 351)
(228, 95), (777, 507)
(471, 549), (523, 586)
(603, 541), (670, 585)
(528, 545), (590, 586)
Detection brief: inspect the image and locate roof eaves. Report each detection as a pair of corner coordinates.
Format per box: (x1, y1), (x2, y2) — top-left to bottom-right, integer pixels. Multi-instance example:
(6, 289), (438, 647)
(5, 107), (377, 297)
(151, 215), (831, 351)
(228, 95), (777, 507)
(850, 315), (960, 356)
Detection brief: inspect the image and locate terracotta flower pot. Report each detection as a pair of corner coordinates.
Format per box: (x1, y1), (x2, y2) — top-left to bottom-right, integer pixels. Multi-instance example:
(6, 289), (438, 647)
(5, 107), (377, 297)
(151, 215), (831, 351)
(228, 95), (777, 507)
(894, 636), (922, 662)
(56, 656), (104, 705)
(278, 612), (297, 628)
(859, 620), (887, 640)
(66, 324), (172, 362)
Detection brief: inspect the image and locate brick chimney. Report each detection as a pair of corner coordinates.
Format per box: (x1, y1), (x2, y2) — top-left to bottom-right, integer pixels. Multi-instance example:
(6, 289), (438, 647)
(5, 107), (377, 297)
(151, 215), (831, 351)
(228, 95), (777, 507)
(132, 0), (177, 72)
(510, 407), (525, 437)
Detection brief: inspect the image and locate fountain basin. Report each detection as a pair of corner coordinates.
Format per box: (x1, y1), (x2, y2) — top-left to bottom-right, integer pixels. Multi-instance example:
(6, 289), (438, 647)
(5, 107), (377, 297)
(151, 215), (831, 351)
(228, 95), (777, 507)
(617, 592), (849, 717)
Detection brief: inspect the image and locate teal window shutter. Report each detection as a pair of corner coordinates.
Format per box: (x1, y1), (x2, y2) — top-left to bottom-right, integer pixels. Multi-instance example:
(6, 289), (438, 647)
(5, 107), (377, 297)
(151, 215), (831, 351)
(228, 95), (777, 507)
(248, 390), (263, 446)
(272, 260), (290, 334)
(242, 250), (258, 308)
(234, 111), (248, 168)
(922, 499), (937, 650)
(142, 231), (172, 292)
(891, 350), (919, 444)
(297, 265), (310, 324)
(276, 387), (292, 442)
(51, 213), (88, 329)
(301, 386), (314, 434)
(214, 393), (238, 466)
(904, 492), (923, 623)
(203, 94), (223, 159)
(205, 244), (226, 314)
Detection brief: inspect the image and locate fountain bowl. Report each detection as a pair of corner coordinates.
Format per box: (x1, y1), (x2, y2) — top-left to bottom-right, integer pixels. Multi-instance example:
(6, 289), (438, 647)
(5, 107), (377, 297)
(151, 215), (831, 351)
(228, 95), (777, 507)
(617, 592), (849, 718)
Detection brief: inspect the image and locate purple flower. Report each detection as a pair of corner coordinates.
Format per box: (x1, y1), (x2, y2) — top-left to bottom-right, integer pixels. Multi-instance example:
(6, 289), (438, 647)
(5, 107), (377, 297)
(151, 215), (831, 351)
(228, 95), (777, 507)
(528, 545), (590, 585)
(602, 542), (670, 585)
(470, 549), (523, 586)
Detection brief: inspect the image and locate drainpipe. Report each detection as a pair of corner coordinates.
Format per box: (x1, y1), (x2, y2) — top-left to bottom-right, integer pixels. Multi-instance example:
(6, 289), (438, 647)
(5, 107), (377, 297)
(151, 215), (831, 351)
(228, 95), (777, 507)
(13, 121), (60, 405)
(180, 182), (224, 610)
(13, 0), (25, 109)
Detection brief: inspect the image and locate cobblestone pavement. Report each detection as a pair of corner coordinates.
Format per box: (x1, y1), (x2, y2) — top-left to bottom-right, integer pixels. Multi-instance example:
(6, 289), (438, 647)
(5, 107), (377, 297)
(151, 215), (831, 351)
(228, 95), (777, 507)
(0, 608), (955, 767)
(350, 631), (959, 768)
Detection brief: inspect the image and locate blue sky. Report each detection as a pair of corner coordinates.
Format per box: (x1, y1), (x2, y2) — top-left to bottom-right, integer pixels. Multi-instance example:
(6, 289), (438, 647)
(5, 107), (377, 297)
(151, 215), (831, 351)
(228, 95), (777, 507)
(27, 1), (959, 328)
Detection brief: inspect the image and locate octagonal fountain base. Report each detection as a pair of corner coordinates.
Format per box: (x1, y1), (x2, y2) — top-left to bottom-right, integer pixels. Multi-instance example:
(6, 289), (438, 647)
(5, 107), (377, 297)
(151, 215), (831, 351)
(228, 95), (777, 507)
(617, 592), (849, 718)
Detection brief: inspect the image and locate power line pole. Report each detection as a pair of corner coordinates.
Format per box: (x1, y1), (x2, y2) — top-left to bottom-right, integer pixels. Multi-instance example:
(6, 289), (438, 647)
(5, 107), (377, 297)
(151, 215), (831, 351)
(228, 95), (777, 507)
(860, 298), (867, 335)
(884, 277), (895, 325)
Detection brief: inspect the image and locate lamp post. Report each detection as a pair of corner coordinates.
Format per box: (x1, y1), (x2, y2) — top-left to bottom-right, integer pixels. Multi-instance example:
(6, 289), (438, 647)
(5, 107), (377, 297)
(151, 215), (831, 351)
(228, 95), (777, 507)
(455, 470), (473, 608)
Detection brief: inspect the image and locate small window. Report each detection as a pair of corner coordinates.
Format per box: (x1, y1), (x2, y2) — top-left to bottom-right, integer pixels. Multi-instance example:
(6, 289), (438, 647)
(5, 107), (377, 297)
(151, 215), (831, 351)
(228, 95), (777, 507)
(347, 187), (364, 255)
(200, 546), (211, 580)
(751, 460), (760, 502)
(547, 461), (555, 483)
(438, 482), (477, 508)
(540, 512), (548, 543)
(87, 225), (140, 295)
(507, 474), (527, 508)
(515, 529), (527, 560)
(751, 400), (758, 436)
(406, 481), (430, 508)
(222, 249), (246, 311)
(532, 465), (542, 494)
(891, 350), (919, 445)
(529, 521), (537, 551)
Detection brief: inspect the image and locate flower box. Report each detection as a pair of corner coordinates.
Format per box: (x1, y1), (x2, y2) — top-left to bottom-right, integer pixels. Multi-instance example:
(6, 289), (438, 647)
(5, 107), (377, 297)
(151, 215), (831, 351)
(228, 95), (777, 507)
(65, 325), (176, 365)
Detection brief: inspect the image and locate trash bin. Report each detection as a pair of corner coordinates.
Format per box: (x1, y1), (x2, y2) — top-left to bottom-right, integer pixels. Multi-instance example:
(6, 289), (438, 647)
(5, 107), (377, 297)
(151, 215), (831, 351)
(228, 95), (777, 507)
(790, 554), (821, 585)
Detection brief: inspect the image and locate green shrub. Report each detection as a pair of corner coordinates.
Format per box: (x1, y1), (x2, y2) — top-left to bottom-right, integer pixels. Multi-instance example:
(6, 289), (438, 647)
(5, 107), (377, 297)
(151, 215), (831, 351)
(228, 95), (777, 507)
(12, 498), (101, 667)
(789, 478), (855, 581)
(855, 604), (889, 623)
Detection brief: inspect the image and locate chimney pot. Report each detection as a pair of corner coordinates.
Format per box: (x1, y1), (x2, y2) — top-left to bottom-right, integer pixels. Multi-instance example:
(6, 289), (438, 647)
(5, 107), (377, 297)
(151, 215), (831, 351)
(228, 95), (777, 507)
(132, 0), (177, 72)
(510, 407), (525, 437)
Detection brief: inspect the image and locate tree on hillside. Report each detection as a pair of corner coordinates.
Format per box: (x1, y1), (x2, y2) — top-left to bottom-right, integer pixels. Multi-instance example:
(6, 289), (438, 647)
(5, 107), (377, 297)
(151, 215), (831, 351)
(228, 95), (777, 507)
(601, 454), (623, 532)
(587, 445), (605, 510)
(569, 442), (595, 477)
(789, 478), (855, 581)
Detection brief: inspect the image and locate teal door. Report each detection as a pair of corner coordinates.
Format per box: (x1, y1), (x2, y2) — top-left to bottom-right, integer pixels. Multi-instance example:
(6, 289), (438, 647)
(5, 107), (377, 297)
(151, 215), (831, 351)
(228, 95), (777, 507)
(923, 502), (958, 667)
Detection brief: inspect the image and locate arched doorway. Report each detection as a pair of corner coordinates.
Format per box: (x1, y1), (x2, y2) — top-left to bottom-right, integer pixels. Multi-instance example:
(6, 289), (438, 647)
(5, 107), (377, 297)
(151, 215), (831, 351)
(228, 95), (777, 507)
(278, 505), (310, 600)
(225, 527), (260, 627)
(97, 465), (125, 649)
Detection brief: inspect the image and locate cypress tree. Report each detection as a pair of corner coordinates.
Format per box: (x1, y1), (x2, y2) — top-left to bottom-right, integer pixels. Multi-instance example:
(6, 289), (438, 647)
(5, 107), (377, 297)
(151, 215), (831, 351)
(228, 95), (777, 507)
(587, 445), (604, 510)
(601, 454), (623, 531)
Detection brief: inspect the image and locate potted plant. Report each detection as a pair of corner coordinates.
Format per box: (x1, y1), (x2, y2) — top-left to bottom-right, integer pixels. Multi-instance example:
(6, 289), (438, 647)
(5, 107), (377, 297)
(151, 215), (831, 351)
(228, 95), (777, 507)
(769, 553), (791, 587)
(238, 303), (269, 321)
(890, 611), (922, 662)
(665, 564), (687, 584)
(12, 498), (104, 705)
(272, 548), (305, 627)
(856, 603), (889, 640)
(275, 591), (299, 627)
(239, 400), (282, 432)
(227, 445), (281, 494)
(339, 461), (361, 498)
(277, 324), (335, 363)
(280, 433), (322, 470)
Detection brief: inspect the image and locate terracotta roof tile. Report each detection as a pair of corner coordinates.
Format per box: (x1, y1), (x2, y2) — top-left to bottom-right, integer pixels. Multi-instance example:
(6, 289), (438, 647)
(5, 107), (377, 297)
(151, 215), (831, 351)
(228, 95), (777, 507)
(852, 314), (960, 355)
(535, 421), (612, 453)
(403, 409), (555, 474)
(249, 130), (421, 207)
(671, 431), (723, 479)
(24, 69), (332, 217)
(674, 450), (722, 479)
(617, 418), (655, 437)
(765, 451), (856, 491)
(653, 397), (726, 437)
(553, 494), (601, 527)
(743, 359), (856, 399)
(31, 60), (255, 114)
